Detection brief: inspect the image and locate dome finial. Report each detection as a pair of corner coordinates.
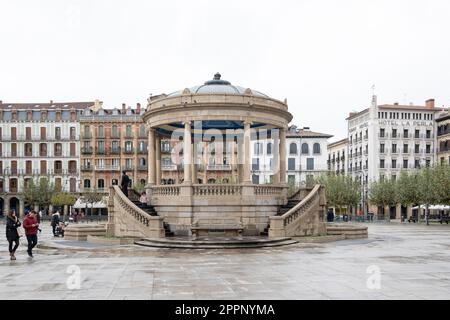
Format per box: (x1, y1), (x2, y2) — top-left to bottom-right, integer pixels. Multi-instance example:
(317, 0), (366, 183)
(214, 72), (221, 80)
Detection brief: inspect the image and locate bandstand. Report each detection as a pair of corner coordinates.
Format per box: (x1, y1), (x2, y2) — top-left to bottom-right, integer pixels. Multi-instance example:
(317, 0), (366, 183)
(107, 73), (327, 239)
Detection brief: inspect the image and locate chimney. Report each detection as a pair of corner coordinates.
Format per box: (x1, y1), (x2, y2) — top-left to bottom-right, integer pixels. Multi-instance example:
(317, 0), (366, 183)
(426, 99), (435, 109)
(394, 102), (399, 106)
(136, 103), (141, 114)
(50, 100), (53, 104)
(122, 103), (126, 114)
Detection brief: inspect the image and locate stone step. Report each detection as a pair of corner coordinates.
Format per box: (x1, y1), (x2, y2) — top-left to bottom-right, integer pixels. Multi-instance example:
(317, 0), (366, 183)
(134, 238), (298, 249)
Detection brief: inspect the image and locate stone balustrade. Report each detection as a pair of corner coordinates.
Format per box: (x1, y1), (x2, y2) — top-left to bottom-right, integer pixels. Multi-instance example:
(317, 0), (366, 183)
(269, 184), (326, 238)
(193, 184), (242, 196)
(254, 185), (284, 196)
(152, 185), (180, 196)
(107, 185), (165, 238)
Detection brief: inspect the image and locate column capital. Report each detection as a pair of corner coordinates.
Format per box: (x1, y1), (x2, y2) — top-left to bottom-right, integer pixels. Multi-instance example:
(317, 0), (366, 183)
(182, 120), (192, 127)
(243, 120), (253, 126)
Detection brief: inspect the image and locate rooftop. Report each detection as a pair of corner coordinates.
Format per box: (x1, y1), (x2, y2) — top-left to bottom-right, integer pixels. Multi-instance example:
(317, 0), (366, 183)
(0, 101), (97, 110)
(166, 73), (271, 98)
(287, 125), (333, 139)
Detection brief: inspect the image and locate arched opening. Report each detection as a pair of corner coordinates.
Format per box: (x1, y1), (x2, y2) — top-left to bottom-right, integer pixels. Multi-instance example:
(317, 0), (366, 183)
(313, 143), (321, 154)
(167, 179), (175, 185)
(289, 143), (297, 155)
(267, 142), (272, 155)
(301, 143), (309, 155)
(222, 178), (229, 184)
(98, 179), (105, 189)
(112, 179), (118, 186)
(208, 178), (216, 184)
(9, 197), (20, 216)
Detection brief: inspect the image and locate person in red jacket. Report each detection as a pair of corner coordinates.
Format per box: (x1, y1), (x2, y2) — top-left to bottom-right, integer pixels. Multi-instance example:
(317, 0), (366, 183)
(22, 210), (39, 258)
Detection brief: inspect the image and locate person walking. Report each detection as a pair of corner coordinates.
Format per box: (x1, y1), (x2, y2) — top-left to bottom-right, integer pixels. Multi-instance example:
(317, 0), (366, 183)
(51, 211), (60, 236)
(22, 210), (39, 258)
(6, 210), (21, 260)
(120, 171), (130, 197)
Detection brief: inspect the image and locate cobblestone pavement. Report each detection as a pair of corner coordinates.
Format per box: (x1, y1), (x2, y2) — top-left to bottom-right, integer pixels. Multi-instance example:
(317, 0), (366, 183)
(0, 221), (449, 300)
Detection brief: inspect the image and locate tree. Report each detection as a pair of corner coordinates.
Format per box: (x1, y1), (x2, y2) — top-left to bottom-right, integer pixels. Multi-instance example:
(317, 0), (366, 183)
(51, 192), (77, 215)
(318, 174), (360, 215)
(22, 178), (56, 211)
(433, 164), (450, 205)
(132, 181), (146, 195)
(396, 171), (420, 212)
(82, 189), (104, 216)
(369, 178), (397, 219)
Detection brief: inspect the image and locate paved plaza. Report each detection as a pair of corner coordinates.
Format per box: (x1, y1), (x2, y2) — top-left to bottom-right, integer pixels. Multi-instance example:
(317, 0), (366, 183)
(0, 221), (449, 300)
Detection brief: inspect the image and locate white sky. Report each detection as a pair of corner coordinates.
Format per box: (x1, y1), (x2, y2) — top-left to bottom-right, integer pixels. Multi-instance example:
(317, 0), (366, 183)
(1, 0), (450, 140)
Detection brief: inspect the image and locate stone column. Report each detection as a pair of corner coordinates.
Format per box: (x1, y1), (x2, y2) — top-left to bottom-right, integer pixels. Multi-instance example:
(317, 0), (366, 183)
(148, 128), (156, 185)
(243, 120), (252, 184)
(192, 141), (197, 184)
(237, 139), (244, 183)
(156, 135), (161, 185)
(19, 199), (25, 218)
(279, 127), (287, 184)
(4, 198), (9, 216)
(183, 121), (192, 184)
(273, 129), (280, 184)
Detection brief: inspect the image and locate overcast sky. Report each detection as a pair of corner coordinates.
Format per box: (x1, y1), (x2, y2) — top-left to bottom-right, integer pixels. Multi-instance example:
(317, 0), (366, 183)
(1, 0), (449, 140)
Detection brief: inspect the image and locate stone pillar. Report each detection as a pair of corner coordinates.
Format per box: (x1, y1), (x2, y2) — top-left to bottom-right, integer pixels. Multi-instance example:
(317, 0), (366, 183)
(237, 139), (244, 183)
(183, 121), (192, 184)
(156, 135), (161, 185)
(279, 127), (287, 184)
(63, 204), (68, 218)
(273, 129), (280, 184)
(192, 142), (197, 184)
(34, 204), (39, 213)
(148, 128), (156, 185)
(18, 199), (24, 218)
(49, 204), (54, 215)
(4, 198), (9, 215)
(243, 120), (252, 184)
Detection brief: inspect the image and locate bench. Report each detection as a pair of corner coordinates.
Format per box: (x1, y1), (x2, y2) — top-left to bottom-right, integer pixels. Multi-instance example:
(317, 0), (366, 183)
(190, 218), (244, 239)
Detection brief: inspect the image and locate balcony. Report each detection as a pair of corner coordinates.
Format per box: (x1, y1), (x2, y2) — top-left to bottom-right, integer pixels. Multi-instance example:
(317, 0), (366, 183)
(378, 148), (387, 154)
(402, 148), (410, 154)
(96, 165), (120, 171)
(403, 133), (412, 139)
(110, 147), (121, 154)
(111, 133), (120, 139)
(379, 133), (388, 139)
(83, 134), (92, 140)
(162, 164), (177, 171)
(123, 148), (134, 154)
(96, 148), (106, 155)
(54, 169), (63, 175)
(81, 165), (93, 171)
(123, 165), (134, 171)
(207, 164), (232, 171)
(391, 133), (399, 139)
(138, 165), (148, 171)
(137, 148), (147, 154)
(363, 135), (368, 140)
(81, 147), (93, 155)
(54, 151), (63, 157)
(437, 129), (450, 137)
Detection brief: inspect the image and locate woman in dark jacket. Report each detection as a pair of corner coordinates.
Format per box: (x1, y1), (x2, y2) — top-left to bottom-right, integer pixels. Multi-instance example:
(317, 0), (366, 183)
(6, 210), (21, 260)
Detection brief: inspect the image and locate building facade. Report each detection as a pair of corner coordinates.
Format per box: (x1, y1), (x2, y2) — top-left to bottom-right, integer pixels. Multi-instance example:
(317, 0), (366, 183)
(79, 103), (148, 194)
(0, 101), (96, 216)
(327, 138), (348, 175)
(347, 97), (445, 218)
(437, 110), (450, 165)
(251, 125), (332, 186)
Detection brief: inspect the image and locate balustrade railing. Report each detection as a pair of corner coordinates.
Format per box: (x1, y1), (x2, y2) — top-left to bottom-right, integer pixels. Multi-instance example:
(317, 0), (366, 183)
(193, 184), (242, 196)
(153, 185), (180, 196)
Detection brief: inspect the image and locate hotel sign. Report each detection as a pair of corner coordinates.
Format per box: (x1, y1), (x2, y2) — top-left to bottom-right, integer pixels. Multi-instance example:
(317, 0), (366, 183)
(378, 120), (433, 127)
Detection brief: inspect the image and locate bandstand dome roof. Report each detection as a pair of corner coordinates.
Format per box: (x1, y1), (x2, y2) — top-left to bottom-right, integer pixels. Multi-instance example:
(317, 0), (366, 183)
(167, 73), (270, 98)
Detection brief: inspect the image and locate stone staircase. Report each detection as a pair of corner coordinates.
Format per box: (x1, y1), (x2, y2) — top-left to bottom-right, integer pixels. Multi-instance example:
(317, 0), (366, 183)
(129, 194), (174, 237)
(134, 237), (298, 249)
(260, 192), (302, 236)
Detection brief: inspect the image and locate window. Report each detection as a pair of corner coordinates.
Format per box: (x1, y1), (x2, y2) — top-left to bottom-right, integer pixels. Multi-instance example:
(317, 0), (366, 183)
(380, 128), (385, 138)
(380, 159), (385, 169)
(267, 142), (272, 155)
(392, 175), (396, 181)
(139, 158), (146, 167)
(24, 143), (33, 156)
(403, 159), (408, 169)
(288, 158), (296, 171)
(70, 127), (76, 140)
(139, 125), (146, 137)
(251, 175), (259, 184)
(112, 125), (118, 138)
(125, 141), (133, 152)
(125, 125), (132, 137)
(54, 143), (62, 156)
(415, 129), (420, 138)
(380, 143), (385, 153)
(301, 143), (309, 154)
(55, 127), (61, 140)
(313, 143), (321, 154)
(392, 129), (397, 138)
(415, 159), (420, 169)
(254, 142), (263, 155)
(84, 125), (90, 138)
(426, 144), (431, 154)
(403, 129), (408, 138)
(392, 159), (397, 169)
(306, 158), (314, 171)
(426, 130), (431, 139)
(98, 125), (104, 138)
(252, 158), (260, 171)
(403, 144), (408, 154)
(289, 143), (297, 154)
(98, 179), (105, 189)
(84, 179), (91, 188)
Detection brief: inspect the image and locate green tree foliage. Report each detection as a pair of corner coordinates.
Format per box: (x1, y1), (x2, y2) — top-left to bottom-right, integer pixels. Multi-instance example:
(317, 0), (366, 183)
(22, 178), (56, 208)
(132, 181), (146, 195)
(396, 171), (420, 207)
(319, 174), (361, 212)
(51, 192), (77, 207)
(83, 189), (104, 215)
